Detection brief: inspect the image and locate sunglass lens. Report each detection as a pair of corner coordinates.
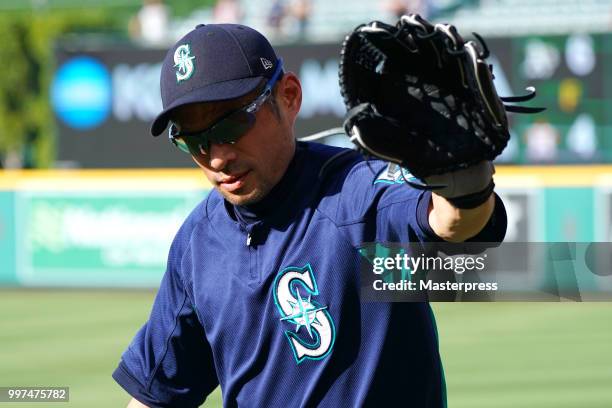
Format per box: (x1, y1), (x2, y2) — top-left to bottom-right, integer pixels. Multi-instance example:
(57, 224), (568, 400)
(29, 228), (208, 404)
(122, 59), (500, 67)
(173, 137), (192, 154)
(169, 105), (256, 155)
(183, 136), (209, 155)
(210, 111), (255, 145)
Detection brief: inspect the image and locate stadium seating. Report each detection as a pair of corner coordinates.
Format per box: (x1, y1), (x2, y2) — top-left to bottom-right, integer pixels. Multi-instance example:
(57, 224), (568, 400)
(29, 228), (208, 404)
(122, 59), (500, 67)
(450, 0), (611, 37)
(239, 0), (611, 43)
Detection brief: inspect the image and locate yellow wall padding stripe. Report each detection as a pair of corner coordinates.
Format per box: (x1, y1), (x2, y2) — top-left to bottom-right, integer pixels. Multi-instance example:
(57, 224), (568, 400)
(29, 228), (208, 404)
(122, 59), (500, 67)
(0, 169), (211, 190)
(1, 166), (612, 190)
(494, 166), (612, 187)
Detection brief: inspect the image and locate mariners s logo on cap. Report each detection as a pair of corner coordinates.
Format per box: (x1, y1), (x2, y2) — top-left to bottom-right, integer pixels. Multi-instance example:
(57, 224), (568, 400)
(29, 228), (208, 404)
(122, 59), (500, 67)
(174, 44), (196, 83)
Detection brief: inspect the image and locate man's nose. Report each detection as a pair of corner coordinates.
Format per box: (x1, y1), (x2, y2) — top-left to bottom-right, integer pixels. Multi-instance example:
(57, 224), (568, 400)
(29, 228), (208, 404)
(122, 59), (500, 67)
(207, 142), (238, 171)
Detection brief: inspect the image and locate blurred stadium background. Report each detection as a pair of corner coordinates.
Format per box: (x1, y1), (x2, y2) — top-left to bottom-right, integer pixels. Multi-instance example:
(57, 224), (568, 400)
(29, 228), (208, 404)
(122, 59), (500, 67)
(1, 0), (612, 407)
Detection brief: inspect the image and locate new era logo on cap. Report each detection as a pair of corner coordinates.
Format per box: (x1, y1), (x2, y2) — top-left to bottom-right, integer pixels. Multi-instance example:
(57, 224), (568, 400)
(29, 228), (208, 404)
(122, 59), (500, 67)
(150, 24), (281, 136)
(260, 58), (273, 70)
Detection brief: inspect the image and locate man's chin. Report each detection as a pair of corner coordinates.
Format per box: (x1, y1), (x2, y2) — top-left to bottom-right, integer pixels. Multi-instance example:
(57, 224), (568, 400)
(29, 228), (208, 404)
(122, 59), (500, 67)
(219, 188), (266, 207)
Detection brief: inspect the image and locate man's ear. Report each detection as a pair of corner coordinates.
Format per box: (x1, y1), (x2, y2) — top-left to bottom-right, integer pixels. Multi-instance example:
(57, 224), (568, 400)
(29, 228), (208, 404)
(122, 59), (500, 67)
(277, 72), (302, 121)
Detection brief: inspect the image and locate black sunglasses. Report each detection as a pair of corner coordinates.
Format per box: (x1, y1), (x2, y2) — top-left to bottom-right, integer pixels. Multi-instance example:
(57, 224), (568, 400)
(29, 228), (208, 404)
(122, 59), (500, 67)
(169, 58), (284, 155)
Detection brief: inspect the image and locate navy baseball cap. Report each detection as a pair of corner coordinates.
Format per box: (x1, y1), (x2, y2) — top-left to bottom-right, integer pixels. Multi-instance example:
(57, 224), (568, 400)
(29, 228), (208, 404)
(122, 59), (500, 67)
(151, 24), (281, 136)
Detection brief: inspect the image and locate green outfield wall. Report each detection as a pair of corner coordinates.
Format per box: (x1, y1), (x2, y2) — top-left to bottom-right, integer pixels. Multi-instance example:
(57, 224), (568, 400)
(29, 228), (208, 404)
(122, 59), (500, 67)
(0, 167), (609, 287)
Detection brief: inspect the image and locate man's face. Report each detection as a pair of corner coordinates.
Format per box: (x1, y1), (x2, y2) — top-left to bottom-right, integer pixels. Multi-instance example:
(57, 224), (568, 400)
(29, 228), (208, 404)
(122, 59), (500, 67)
(170, 74), (301, 206)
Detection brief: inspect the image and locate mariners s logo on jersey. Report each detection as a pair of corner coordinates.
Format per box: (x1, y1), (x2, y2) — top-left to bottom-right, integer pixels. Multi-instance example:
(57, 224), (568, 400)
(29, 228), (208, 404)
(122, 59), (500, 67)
(174, 44), (196, 83)
(273, 264), (336, 364)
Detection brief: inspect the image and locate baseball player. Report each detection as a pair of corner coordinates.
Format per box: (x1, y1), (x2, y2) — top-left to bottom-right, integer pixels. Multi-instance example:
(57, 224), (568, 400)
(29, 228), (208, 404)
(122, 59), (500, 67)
(113, 21), (511, 407)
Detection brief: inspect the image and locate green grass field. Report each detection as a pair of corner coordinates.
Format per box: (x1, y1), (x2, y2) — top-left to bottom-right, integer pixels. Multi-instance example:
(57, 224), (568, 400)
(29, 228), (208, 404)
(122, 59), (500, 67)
(1, 290), (611, 407)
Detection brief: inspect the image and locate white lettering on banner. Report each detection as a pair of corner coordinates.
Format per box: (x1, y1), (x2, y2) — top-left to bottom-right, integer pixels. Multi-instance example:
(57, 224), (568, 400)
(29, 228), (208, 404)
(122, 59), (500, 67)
(298, 59), (345, 119)
(29, 203), (184, 267)
(112, 59), (344, 123)
(113, 63), (163, 122)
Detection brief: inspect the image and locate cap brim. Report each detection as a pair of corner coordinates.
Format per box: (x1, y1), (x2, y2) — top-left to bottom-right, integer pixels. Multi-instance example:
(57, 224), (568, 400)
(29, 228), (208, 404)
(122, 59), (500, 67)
(150, 76), (266, 136)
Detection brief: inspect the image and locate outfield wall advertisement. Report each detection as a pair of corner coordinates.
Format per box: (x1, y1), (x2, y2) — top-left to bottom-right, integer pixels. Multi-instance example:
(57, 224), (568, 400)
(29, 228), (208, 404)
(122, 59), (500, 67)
(0, 170), (208, 287)
(15, 191), (203, 287)
(0, 167), (611, 289)
(52, 32), (612, 167)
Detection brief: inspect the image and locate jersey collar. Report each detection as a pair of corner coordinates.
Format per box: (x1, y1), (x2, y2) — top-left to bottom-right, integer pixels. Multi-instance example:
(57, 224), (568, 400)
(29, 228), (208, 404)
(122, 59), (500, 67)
(227, 142), (306, 228)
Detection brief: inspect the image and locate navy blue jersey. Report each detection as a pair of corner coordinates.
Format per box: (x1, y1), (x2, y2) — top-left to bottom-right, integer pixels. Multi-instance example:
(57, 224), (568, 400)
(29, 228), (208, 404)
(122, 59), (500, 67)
(113, 142), (507, 407)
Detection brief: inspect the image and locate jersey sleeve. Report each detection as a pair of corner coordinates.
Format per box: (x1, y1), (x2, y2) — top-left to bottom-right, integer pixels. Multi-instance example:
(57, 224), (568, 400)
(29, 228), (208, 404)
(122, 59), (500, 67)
(112, 241), (218, 408)
(327, 160), (507, 246)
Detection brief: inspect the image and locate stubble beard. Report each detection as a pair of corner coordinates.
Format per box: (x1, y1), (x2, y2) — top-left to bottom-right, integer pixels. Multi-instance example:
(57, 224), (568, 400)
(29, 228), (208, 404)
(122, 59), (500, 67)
(218, 178), (272, 207)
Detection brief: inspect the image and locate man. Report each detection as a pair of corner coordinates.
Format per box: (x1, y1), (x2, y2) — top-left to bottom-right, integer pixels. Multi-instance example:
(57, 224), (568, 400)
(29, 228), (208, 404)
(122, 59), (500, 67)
(113, 23), (506, 407)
